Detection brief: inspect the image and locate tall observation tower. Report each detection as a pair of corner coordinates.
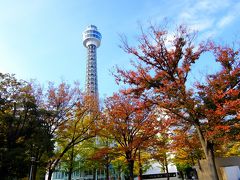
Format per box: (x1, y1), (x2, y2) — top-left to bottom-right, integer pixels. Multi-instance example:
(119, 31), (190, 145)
(83, 25), (102, 98)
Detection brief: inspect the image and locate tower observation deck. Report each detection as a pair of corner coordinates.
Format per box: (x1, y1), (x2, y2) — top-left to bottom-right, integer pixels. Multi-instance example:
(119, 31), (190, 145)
(83, 25), (102, 98)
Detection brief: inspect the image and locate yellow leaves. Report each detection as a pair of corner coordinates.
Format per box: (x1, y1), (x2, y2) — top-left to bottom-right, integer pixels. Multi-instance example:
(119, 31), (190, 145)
(55, 100), (97, 147)
(176, 148), (189, 159)
(173, 148), (193, 167)
(225, 142), (240, 157)
(16, 136), (24, 144)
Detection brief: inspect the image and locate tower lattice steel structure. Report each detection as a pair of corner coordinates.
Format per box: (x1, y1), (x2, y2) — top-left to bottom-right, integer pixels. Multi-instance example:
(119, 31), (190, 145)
(83, 25), (102, 98)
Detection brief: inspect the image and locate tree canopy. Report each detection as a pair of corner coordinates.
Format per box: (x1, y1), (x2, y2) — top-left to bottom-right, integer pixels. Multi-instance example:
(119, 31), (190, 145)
(115, 25), (240, 180)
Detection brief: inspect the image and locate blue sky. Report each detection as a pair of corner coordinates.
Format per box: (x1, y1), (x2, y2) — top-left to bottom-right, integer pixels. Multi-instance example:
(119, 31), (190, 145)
(0, 0), (240, 98)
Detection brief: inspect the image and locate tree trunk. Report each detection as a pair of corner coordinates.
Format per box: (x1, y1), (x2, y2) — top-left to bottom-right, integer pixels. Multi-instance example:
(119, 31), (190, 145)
(195, 124), (219, 180)
(33, 164), (37, 180)
(47, 142), (76, 180)
(93, 168), (96, 180)
(68, 146), (74, 180)
(138, 149), (142, 180)
(179, 171), (184, 180)
(197, 159), (202, 170)
(68, 168), (72, 180)
(68, 165), (73, 180)
(139, 168), (142, 180)
(106, 163), (109, 180)
(47, 169), (53, 180)
(127, 159), (134, 180)
(164, 154), (169, 180)
(118, 166), (121, 180)
(206, 141), (219, 180)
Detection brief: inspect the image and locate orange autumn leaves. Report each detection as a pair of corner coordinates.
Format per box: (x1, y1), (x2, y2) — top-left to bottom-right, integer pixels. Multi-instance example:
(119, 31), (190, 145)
(98, 93), (163, 179)
(102, 93), (161, 152)
(115, 24), (239, 161)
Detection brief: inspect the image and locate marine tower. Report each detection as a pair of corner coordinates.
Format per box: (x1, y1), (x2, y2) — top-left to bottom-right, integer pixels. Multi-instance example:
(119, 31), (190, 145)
(83, 25), (102, 99)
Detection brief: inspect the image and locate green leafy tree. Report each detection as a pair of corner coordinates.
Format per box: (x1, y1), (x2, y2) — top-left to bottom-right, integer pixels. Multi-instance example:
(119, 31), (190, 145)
(0, 73), (53, 180)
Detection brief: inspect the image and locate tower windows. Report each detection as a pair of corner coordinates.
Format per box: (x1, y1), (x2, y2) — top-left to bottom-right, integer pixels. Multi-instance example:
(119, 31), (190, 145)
(83, 25), (101, 98)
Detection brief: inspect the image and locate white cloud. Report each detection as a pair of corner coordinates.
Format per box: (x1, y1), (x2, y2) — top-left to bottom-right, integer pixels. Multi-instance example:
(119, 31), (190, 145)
(194, 0), (230, 13)
(142, 0), (234, 37)
(188, 19), (215, 32)
(216, 2), (240, 29)
(201, 29), (219, 40)
(173, 0), (240, 40)
(217, 14), (235, 28)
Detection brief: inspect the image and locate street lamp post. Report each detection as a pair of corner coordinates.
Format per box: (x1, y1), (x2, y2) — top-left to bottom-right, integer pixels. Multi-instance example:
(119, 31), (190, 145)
(138, 148), (142, 180)
(29, 156), (36, 180)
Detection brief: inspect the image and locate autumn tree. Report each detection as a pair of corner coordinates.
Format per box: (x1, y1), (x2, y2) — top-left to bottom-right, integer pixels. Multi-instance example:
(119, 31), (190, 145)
(46, 95), (99, 180)
(149, 134), (170, 177)
(135, 148), (152, 180)
(0, 73), (100, 180)
(147, 111), (174, 180)
(171, 127), (203, 179)
(196, 44), (240, 151)
(115, 24), (239, 180)
(70, 139), (102, 179)
(111, 156), (128, 180)
(17, 81), (83, 179)
(0, 73), (53, 179)
(102, 92), (160, 180)
(86, 136), (122, 180)
(91, 146), (115, 179)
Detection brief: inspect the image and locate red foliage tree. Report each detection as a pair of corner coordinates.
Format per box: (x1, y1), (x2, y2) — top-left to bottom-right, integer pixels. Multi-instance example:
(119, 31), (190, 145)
(102, 92), (160, 180)
(115, 25), (240, 180)
(196, 44), (240, 145)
